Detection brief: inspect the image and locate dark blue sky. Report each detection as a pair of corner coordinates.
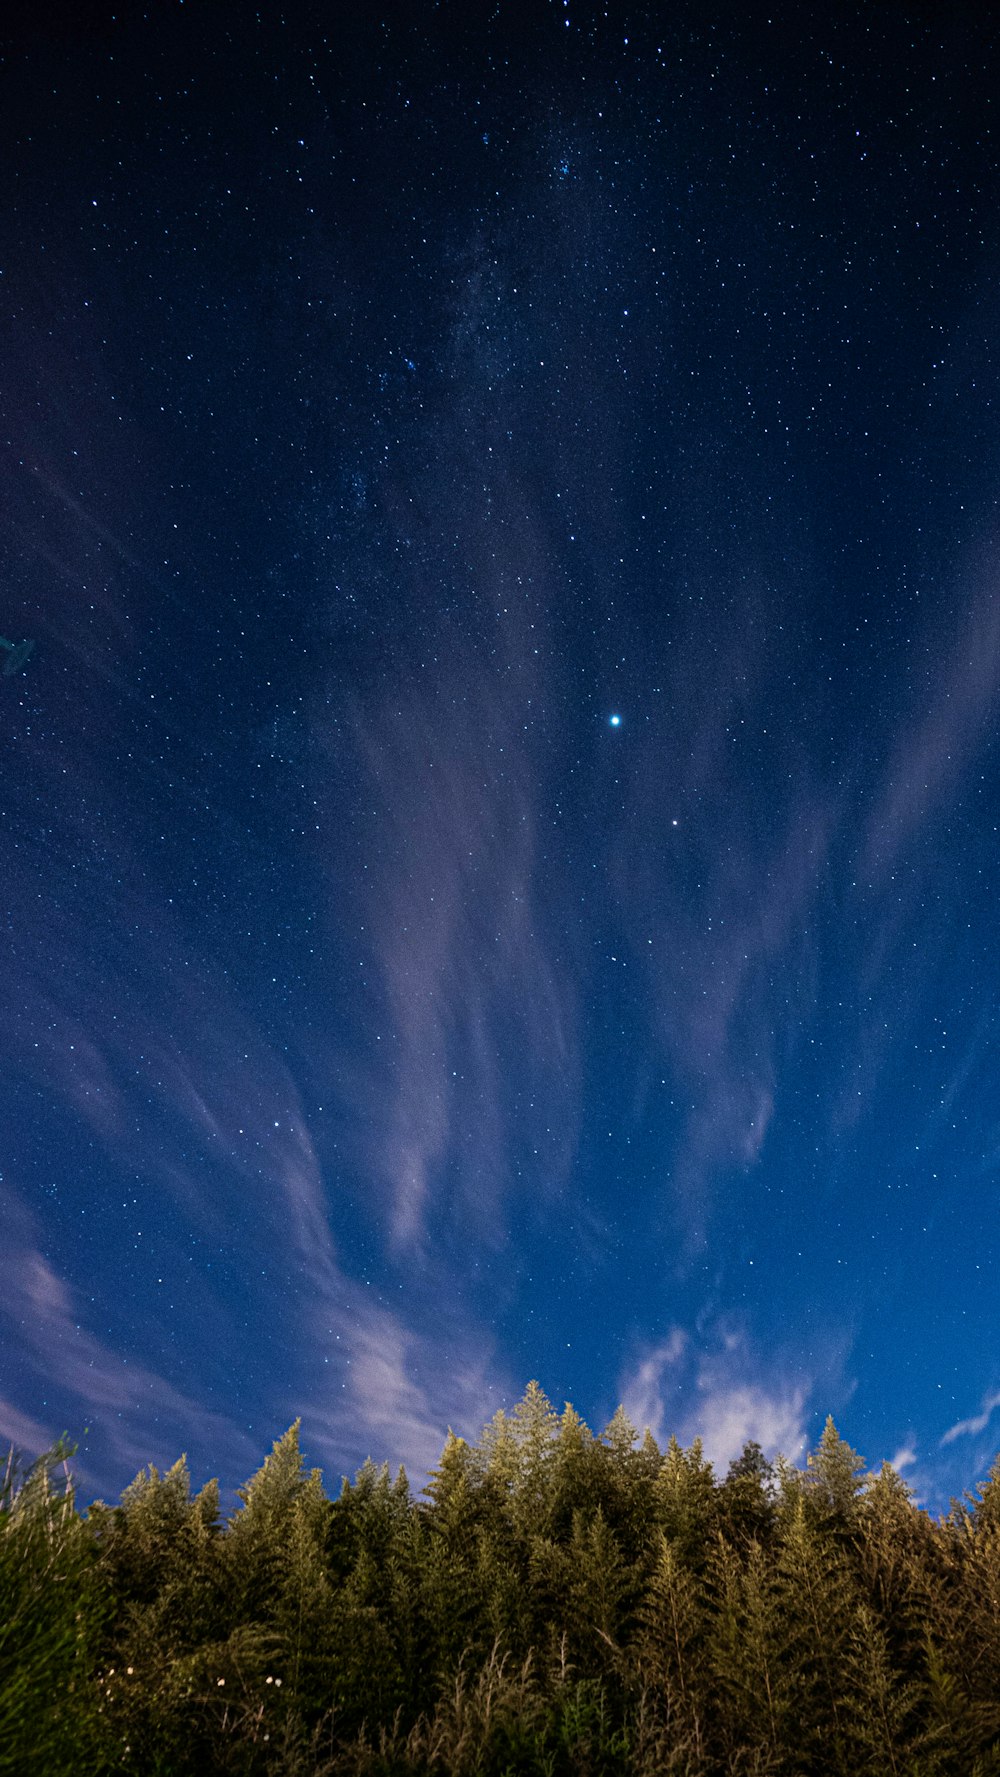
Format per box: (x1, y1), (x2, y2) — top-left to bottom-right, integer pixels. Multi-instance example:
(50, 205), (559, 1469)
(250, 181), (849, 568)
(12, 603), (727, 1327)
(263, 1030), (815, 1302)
(2, 2), (999, 1511)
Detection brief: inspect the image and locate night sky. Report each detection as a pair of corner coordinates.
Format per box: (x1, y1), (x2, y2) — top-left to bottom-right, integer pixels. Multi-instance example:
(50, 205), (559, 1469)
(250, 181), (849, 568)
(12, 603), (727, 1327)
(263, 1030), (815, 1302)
(3, 3), (1000, 1513)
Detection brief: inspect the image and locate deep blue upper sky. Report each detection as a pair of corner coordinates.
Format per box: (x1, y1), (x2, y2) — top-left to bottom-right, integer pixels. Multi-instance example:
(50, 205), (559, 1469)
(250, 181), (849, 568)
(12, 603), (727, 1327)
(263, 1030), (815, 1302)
(2, 1), (999, 1511)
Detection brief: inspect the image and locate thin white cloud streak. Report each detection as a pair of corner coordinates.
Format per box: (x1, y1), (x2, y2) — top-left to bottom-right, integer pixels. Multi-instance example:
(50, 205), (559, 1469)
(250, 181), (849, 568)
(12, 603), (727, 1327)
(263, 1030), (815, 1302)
(2, 1011), (507, 1493)
(632, 777), (832, 1242)
(0, 1184), (251, 1489)
(620, 1324), (810, 1473)
(133, 987), (511, 1484)
(364, 714), (549, 1247)
(241, 1019), (511, 1481)
(331, 619), (578, 1255)
(10, 931), (333, 1258)
(834, 581), (1000, 1135)
(620, 1329), (688, 1445)
(864, 576), (1000, 875)
(597, 556), (837, 1244)
(689, 1384), (809, 1475)
(309, 350), (586, 1255)
(0, 1397), (54, 1460)
(246, 1090), (504, 1474)
(941, 1389), (1000, 1446)
(3, 815), (508, 1491)
(306, 1302), (504, 1486)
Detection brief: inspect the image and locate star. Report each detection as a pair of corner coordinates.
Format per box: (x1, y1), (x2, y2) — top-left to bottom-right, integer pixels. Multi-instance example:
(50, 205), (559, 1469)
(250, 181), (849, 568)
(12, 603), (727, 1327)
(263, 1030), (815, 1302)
(609, 713), (622, 727)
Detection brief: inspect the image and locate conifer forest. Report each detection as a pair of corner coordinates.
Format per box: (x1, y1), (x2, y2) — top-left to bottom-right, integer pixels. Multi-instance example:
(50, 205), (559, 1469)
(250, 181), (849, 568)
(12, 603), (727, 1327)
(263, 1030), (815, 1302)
(4, 1385), (1000, 1774)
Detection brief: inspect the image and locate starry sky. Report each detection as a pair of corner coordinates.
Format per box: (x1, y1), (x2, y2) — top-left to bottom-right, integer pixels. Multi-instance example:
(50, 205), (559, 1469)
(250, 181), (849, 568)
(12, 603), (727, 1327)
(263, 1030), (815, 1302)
(3, 2), (1000, 1512)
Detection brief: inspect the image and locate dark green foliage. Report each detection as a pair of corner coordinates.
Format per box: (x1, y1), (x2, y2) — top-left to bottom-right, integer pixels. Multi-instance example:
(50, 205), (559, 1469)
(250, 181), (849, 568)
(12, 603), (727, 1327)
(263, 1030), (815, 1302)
(717, 1439), (776, 1549)
(805, 1416), (868, 1530)
(0, 1442), (107, 1773)
(652, 1435), (717, 1567)
(6, 1393), (1000, 1772)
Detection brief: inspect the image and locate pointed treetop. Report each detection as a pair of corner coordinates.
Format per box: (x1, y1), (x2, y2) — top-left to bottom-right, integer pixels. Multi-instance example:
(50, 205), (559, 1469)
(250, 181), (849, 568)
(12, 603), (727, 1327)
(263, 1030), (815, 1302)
(725, 1440), (773, 1487)
(120, 1454), (192, 1520)
(602, 1405), (639, 1459)
(510, 1382), (559, 1469)
(513, 1381), (558, 1434)
(556, 1402), (594, 1450)
(235, 1421), (307, 1522)
(640, 1427), (661, 1462)
(806, 1417), (867, 1520)
(864, 1460), (914, 1514)
(424, 1430), (472, 1515)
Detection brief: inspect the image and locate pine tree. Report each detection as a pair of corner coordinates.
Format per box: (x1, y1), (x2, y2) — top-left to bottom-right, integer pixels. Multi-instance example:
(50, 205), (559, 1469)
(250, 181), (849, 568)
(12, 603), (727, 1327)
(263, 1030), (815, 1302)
(88, 1449), (227, 1771)
(912, 1632), (1000, 1774)
(223, 1421), (315, 1624)
(652, 1436), (717, 1566)
(92, 1454), (220, 1616)
(411, 1433), (493, 1691)
(717, 1439), (776, 1549)
(707, 1534), (786, 1771)
(973, 1454), (1000, 1534)
(508, 1380), (560, 1540)
(634, 1530), (709, 1767)
(771, 1492), (861, 1771)
(324, 1545), (405, 1740)
(602, 1404), (639, 1465)
(600, 1405), (661, 1558)
(940, 1485), (1000, 1751)
(805, 1416), (867, 1530)
(332, 1453), (409, 1555)
(271, 1465), (339, 1728)
(845, 1602), (925, 1774)
(424, 1430), (473, 1523)
(472, 1405), (520, 1506)
(859, 1461), (939, 1687)
(548, 1404), (600, 1538)
(529, 1505), (630, 1675)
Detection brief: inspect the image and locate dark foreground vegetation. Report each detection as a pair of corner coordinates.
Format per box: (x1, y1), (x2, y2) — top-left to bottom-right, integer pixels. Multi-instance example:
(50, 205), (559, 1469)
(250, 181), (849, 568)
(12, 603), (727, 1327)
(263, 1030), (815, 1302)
(4, 1385), (1000, 1774)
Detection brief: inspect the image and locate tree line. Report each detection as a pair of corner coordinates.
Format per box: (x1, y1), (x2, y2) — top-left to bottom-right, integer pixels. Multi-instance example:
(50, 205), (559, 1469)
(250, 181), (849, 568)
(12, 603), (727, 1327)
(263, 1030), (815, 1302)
(3, 1381), (1000, 1773)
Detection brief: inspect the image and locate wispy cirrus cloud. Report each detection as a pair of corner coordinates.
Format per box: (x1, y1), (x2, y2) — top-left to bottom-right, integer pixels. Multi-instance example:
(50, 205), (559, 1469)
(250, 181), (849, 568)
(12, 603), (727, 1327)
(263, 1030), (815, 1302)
(689, 1380), (810, 1475)
(305, 1297), (505, 1486)
(357, 685), (529, 1248)
(0, 1397), (55, 1462)
(2, 1007), (507, 1495)
(941, 1388), (1000, 1447)
(324, 607), (578, 1256)
(590, 551), (839, 1248)
(219, 1058), (508, 1482)
(620, 1328), (689, 1446)
(0, 1183), (252, 1493)
(2, 795), (509, 1494)
(864, 575), (1000, 876)
(621, 1321), (810, 1473)
(627, 754), (832, 1243)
